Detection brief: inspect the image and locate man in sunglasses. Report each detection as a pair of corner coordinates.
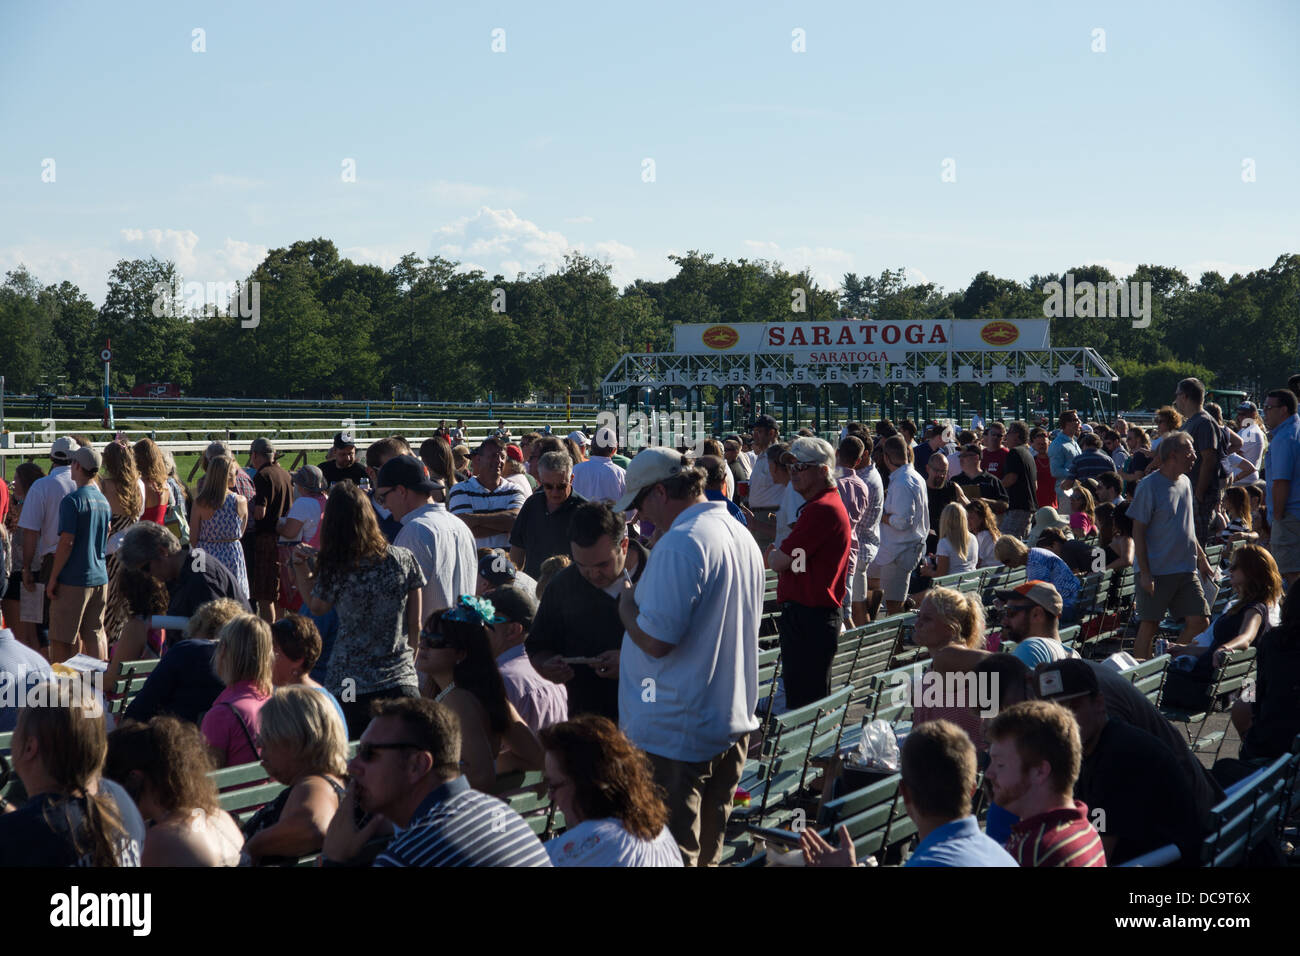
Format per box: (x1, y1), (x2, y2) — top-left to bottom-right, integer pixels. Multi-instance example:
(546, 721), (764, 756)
(378, 455), (477, 626)
(509, 450), (587, 578)
(323, 696), (551, 867)
(768, 438), (851, 709)
(995, 580), (1079, 668)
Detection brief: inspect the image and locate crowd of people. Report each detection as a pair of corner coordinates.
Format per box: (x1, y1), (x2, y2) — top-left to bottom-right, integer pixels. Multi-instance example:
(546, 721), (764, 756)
(2, 374), (1299, 868)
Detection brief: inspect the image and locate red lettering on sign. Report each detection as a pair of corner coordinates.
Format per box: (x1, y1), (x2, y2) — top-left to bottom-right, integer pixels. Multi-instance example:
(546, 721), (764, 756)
(790, 327), (808, 346)
(882, 325), (900, 344)
(905, 325), (923, 344)
(813, 326), (830, 345)
(768, 327), (785, 346)
(929, 325), (948, 343)
(837, 325), (856, 345)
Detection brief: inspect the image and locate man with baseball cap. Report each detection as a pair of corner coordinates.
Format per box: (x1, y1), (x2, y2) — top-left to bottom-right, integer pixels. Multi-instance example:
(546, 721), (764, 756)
(745, 414), (783, 548)
(18, 437), (79, 641)
(378, 454), (477, 624)
(487, 585), (567, 732)
(767, 437), (851, 708)
(996, 580), (1080, 668)
(44, 446), (112, 661)
(1034, 658), (1201, 865)
(319, 431), (367, 488)
(1235, 401), (1266, 471)
(613, 448), (764, 866)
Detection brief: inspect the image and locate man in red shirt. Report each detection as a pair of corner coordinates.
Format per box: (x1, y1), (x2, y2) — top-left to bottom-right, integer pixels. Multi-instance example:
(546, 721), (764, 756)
(1030, 427), (1058, 510)
(985, 700), (1106, 867)
(767, 437), (851, 709)
(980, 422), (1009, 480)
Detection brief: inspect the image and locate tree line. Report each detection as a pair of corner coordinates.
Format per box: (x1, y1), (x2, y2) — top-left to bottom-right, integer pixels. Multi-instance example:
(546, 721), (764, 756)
(1, 239), (1296, 409)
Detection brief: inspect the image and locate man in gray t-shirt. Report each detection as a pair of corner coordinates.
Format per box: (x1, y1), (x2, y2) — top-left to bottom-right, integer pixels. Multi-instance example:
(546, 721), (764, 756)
(1176, 377), (1224, 544)
(1128, 431), (1212, 658)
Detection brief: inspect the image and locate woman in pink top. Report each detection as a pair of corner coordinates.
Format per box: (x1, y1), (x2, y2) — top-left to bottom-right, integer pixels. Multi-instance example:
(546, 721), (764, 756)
(1066, 485), (1097, 538)
(201, 613), (274, 768)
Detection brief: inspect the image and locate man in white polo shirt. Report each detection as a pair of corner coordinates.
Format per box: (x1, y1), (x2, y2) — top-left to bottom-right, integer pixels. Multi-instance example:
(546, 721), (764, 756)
(745, 415), (783, 549)
(615, 448), (764, 867)
(377, 454), (478, 624)
(18, 437), (79, 635)
(570, 426), (626, 507)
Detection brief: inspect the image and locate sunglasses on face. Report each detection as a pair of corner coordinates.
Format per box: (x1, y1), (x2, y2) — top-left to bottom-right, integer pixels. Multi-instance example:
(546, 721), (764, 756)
(1004, 604), (1036, 616)
(419, 631), (454, 650)
(787, 462), (818, 473)
(356, 741), (424, 762)
(541, 482), (569, 492)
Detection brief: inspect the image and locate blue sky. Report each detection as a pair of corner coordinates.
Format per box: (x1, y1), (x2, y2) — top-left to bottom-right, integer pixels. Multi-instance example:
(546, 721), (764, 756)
(2, 0), (1297, 305)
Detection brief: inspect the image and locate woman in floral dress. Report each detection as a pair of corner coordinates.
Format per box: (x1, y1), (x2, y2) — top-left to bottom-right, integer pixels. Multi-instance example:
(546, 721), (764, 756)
(191, 455), (250, 603)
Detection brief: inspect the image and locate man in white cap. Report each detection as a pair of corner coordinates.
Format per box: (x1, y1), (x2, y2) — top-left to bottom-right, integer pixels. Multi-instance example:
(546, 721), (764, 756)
(45, 446), (112, 661)
(768, 437), (851, 708)
(566, 430), (590, 462)
(613, 448), (763, 866)
(18, 437), (79, 640)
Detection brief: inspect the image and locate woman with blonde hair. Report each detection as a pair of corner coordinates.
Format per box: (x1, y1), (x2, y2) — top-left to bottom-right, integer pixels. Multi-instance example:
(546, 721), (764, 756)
(909, 586), (989, 748)
(101, 441), (145, 647)
(964, 499), (1001, 568)
(240, 686), (347, 866)
(191, 455), (250, 602)
(919, 502), (979, 579)
(201, 613), (274, 767)
(133, 437), (171, 526)
(104, 716), (244, 866)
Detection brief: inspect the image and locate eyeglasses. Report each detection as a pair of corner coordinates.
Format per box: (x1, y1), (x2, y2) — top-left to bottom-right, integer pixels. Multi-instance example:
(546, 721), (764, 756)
(374, 487), (393, 505)
(540, 482), (569, 492)
(1004, 604), (1036, 616)
(1263, 403), (1284, 411)
(356, 741), (425, 762)
(787, 462), (819, 473)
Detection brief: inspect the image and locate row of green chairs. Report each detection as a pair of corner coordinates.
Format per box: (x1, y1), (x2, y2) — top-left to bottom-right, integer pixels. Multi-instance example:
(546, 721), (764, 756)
(1159, 647), (1258, 758)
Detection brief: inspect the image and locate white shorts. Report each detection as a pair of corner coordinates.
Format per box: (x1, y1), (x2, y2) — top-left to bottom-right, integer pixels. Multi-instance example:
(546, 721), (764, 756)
(877, 542), (925, 603)
(852, 547), (878, 602)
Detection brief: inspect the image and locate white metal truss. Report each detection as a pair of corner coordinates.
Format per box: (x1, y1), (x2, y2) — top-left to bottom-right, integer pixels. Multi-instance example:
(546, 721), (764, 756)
(602, 347), (1119, 399)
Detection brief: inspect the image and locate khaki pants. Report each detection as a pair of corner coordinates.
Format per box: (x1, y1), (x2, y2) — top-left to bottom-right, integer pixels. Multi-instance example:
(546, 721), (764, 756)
(647, 735), (749, 867)
(49, 582), (108, 656)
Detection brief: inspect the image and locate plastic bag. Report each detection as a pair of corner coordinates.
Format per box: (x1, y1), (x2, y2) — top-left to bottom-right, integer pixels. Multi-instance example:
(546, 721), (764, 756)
(847, 719), (900, 772)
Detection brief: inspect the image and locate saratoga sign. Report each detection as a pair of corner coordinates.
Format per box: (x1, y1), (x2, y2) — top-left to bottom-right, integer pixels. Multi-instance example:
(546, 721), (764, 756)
(673, 319), (1050, 362)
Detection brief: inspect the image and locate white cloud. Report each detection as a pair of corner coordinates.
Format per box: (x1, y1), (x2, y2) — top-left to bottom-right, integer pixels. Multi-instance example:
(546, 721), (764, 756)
(434, 207), (572, 276)
(735, 241), (855, 290)
(0, 243), (120, 305)
(213, 238), (269, 278)
(121, 228), (201, 276)
(743, 239), (780, 252)
(1181, 259), (1263, 280)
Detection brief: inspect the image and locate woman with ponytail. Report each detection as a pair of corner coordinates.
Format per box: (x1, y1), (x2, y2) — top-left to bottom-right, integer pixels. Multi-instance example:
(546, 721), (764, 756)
(0, 677), (135, 866)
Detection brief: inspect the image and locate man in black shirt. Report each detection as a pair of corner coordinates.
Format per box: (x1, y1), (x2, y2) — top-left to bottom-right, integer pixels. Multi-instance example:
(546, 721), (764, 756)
(924, 453), (967, 553)
(526, 503), (646, 720)
(1001, 421), (1038, 539)
(509, 450), (587, 578)
(952, 444), (1009, 515)
(319, 432), (368, 487)
(1036, 659), (1202, 865)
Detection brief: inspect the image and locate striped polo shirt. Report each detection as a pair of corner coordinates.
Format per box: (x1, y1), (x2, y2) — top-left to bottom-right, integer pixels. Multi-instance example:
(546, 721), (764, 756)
(375, 776), (552, 867)
(1006, 800), (1107, 867)
(447, 475), (528, 549)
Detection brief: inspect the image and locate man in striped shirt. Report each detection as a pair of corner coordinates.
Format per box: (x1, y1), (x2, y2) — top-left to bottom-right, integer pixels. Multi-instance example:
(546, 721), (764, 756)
(985, 700), (1107, 867)
(448, 438), (528, 549)
(322, 697), (551, 867)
